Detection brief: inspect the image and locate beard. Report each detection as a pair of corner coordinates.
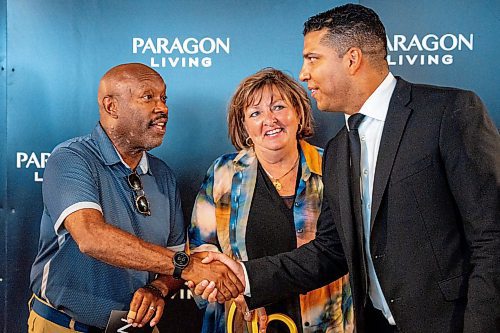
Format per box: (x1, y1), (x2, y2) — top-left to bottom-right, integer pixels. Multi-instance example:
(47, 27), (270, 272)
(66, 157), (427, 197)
(109, 118), (165, 154)
(140, 134), (164, 151)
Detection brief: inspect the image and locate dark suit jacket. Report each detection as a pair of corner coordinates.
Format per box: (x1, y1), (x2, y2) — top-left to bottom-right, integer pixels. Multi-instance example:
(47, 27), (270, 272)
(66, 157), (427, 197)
(245, 78), (500, 333)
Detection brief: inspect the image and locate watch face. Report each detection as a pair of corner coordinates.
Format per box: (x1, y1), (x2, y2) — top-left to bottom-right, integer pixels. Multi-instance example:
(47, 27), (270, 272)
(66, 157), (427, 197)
(174, 252), (190, 268)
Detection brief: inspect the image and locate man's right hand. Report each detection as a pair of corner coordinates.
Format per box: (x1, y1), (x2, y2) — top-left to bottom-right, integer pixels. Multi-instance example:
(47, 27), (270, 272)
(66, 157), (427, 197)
(182, 251), (244, 302)
(186, 251), (246, 303)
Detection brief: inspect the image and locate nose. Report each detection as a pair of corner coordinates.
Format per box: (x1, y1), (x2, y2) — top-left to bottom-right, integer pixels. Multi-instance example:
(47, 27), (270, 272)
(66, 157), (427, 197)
(299, 63), (309, 82)
(263, 110), (277, 126)
(155, 100), (168, 114)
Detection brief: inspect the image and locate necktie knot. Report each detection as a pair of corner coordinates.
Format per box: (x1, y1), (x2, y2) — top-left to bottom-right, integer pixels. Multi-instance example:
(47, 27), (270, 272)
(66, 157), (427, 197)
(348, 113), (365, 131)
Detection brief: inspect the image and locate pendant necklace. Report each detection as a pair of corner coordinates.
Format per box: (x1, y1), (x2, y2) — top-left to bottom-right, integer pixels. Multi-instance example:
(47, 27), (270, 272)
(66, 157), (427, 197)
(262, 155), (300, 191)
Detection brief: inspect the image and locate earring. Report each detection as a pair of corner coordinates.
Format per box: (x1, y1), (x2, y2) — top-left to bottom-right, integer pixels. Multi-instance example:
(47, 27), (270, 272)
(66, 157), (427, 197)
(245, 137), (253, 146)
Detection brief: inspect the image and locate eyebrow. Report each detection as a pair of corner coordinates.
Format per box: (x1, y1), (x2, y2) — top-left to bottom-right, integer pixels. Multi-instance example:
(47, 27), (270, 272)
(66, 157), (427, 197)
(303, 52), (318, 58)
(246, 98), (285, 110)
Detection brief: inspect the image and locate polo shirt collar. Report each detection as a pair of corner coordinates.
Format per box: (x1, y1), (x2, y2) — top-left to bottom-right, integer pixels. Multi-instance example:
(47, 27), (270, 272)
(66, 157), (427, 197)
(92, 123), (150, 175)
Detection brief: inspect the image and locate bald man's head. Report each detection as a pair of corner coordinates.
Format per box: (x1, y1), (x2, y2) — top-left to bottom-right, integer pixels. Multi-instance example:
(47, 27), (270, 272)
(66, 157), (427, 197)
(97, 63), (163, 110)
(97, 63), (168, 156)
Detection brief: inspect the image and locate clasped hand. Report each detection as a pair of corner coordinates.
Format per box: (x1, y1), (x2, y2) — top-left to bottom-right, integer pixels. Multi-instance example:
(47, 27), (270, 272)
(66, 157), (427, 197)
(187, 252), (268, 331)
(185, 251), (245, 303)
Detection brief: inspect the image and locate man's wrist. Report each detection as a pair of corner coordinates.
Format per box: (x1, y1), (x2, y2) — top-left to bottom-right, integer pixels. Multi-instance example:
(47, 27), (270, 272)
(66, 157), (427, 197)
(172, 251), (190, 279)
(180, 260), (194, 281)
(240, 262), (251, 296)
(143, 283), (166, 298)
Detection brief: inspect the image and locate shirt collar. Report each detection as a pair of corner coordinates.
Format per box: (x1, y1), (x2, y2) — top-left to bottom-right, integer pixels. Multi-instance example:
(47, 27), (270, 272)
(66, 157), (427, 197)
(91, 123), (149, 174)
(345, 72), (397, 128)
(114, 146), (149, 175)
(299, 140), (322, 178)
(233, 147), (256, 169)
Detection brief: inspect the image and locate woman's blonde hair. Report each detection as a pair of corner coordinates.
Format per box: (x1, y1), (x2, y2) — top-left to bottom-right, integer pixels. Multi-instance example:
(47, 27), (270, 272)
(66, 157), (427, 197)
(228, 68), (314, 150)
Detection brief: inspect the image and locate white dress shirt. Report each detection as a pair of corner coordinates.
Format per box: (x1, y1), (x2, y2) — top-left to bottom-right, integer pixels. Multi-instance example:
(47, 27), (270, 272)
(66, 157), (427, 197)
(345, 72), (397, 325)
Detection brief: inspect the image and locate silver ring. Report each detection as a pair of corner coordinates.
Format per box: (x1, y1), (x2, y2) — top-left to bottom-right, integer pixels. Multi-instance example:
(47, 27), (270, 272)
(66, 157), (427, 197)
(149, 305), (156, 311)
(244, 311), (250, 317)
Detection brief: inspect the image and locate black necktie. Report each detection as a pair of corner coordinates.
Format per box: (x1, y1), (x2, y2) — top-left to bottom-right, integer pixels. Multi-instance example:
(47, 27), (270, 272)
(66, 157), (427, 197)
(348, 113), (365, 215)
(348, 113), (369, 300)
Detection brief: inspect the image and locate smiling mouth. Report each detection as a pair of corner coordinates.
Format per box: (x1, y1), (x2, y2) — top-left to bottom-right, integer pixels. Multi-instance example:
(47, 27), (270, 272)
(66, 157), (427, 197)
(149, 118), (167, 131)
(265, 128), (283, 136)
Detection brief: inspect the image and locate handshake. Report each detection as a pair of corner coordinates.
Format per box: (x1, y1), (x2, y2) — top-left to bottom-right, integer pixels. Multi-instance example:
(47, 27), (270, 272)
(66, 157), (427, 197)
(124, 251), (246, 329)
(183, 251), (295, 333)
(183, 251), (246, 303)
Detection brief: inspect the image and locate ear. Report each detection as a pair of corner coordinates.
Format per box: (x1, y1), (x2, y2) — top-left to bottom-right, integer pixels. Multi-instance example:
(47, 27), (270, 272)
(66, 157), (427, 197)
(101, 95), (119, 118)
(344, 47), (363, 75)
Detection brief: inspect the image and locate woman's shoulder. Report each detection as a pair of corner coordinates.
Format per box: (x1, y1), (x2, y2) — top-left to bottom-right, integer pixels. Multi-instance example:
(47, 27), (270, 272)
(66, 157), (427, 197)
(211, 151), (239, 167)
(299, 140), (323, 176)
(300, 140), (324, 158)
(205, 152), (242, 177)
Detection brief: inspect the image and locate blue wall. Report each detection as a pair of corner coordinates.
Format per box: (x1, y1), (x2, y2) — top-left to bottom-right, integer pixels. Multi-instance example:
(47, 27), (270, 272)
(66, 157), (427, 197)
(0, 0), (6, 329)
(1, 1), (499, 332)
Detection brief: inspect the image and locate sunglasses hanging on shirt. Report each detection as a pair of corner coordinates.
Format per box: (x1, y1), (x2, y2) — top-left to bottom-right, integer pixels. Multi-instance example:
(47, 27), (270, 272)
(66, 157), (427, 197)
(127, 172), (151, 216)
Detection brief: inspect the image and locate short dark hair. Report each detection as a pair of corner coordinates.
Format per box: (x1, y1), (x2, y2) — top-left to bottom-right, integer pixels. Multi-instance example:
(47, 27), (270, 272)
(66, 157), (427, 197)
(228, 68), (314, 150)
(304, 4), (387, 60)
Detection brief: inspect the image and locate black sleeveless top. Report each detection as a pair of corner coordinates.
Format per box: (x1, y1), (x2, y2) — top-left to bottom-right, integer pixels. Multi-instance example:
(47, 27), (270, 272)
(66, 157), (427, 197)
(245, 162), (304, 333)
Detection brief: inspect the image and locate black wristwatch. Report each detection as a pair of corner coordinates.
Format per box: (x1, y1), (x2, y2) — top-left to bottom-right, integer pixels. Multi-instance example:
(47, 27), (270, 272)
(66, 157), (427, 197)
(172, 251), (190, 279)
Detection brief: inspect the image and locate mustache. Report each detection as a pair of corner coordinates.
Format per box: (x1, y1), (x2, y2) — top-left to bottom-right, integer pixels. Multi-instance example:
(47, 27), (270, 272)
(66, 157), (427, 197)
(155, 112), (168, 120)
(149, 113), (168, 125)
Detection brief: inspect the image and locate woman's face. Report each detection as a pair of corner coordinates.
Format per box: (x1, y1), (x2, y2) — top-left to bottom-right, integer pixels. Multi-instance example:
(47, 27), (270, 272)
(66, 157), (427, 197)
(243, 85), (300, 155)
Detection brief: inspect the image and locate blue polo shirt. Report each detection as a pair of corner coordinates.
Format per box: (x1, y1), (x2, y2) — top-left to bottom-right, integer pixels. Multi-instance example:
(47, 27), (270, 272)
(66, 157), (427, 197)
(30, 123), (185, 328)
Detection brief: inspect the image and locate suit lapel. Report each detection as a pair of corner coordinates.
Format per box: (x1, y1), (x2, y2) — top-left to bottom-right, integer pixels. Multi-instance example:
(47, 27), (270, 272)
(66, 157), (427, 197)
(329, 129), (360, 252)
(370, 78), (413, 228)
(333, 128), (353, 236)
(331, 127), (369, 299)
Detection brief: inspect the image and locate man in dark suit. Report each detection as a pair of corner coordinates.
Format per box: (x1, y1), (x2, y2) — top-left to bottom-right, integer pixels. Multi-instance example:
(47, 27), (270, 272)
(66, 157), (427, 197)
(195, 4), (499, 332)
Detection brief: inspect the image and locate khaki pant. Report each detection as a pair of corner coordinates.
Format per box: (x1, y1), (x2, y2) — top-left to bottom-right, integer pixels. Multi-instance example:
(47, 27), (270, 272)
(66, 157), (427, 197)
(28, 309), (86, 333)
(28, 305), (160, 333)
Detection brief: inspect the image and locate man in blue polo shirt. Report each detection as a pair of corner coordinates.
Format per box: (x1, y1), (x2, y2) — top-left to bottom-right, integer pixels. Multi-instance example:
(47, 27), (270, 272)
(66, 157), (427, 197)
(28, 63), (243, 332)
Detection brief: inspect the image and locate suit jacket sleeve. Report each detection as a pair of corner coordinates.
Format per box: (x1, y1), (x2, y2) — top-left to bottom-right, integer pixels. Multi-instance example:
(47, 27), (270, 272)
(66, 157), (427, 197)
(244, 145), (348, 309)
(440, 90), (500, 332)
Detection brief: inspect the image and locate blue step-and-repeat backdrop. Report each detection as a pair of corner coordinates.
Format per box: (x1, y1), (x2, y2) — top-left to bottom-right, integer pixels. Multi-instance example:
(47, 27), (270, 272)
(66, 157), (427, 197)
(1, 0), (499, 332)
